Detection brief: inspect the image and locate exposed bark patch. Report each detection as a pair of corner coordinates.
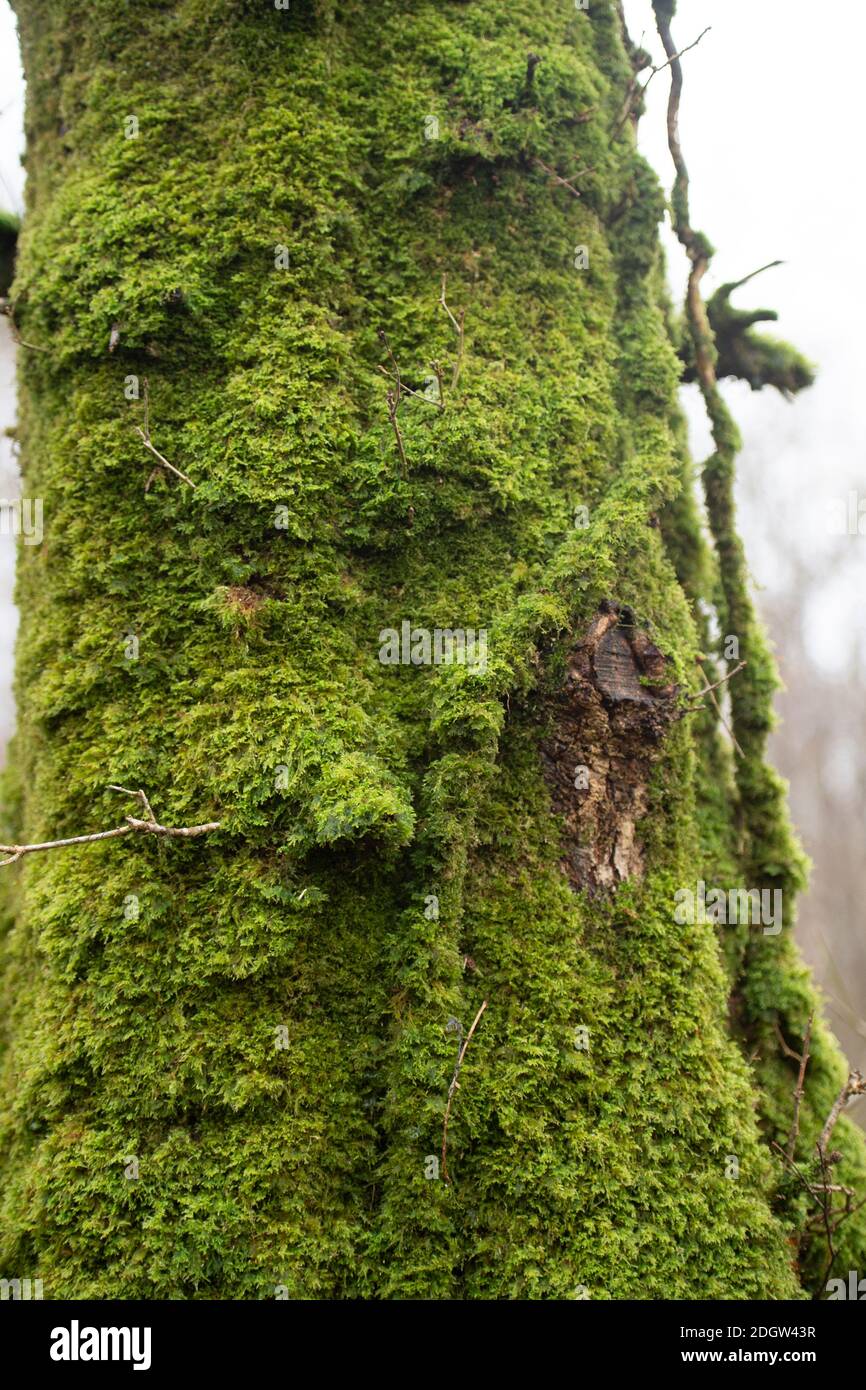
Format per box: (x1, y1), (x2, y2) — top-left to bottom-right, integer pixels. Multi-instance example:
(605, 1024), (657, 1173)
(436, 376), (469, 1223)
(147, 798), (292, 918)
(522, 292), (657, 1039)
(223, 585), (265, 615)
(540, 602), (678, 893)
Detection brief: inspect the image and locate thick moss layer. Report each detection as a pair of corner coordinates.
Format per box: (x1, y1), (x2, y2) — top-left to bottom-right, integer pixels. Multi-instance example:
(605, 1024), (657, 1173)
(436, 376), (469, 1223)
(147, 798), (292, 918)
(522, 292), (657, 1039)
(0, 0), (862, 1298)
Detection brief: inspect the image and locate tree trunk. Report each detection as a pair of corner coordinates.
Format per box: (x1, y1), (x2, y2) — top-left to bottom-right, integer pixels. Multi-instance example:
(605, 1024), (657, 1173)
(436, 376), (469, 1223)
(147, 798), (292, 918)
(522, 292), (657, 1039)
(1, 0), (864, 1299)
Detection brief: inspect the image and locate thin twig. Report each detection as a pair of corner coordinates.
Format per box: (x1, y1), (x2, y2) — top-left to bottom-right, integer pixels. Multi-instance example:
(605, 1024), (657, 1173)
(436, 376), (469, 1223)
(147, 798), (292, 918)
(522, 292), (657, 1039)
(533, 156), (583, 200)
(134, 379), (197, 489)
(719, 260), (784, 296)
(687, 659), (747, 701)
(441, 999), (488, 1184)
(377, 366), (441, 410)
(134, 428), (197, 490)
(818, 1070), (866, 1158)
(611, 27), (711, 144)
(430, 359), (445, 409)
(385, 389), (408, 476)
(773, 1017), (801, 1063)
(702, 680), (744, 758)
(685, 658), (747, 755)
(0, 787), (221, 866)
(784, 1012), (814, 1162)
(771, 1140), (814, 1201)
(815, 1141), (838, 1295)
(0, 301), (48, 353)
(439, 275), (465, 389)
(108, 784), (156, 823)
(377, 329), (402, 403)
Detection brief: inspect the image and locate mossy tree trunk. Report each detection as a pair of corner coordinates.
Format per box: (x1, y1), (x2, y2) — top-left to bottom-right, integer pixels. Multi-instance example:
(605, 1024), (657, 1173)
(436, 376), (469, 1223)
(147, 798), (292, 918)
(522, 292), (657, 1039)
(1, 0), (864, 1299)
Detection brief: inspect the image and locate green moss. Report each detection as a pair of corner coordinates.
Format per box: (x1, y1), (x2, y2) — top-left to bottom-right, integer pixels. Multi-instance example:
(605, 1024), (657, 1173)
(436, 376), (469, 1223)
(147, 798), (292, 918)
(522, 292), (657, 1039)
(0, 0), (862, 1299)
(0, 210), (18, 298)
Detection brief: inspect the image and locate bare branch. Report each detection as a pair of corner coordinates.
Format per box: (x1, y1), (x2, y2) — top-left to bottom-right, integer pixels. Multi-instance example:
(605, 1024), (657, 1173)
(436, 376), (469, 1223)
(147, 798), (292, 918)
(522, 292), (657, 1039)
(784, 1012), (814, 1162)
(719, 260), (785, 297)
(385, 388), (409, 476)
(818, 1070), (866, 1158)
(134, 427), (197, 490)
(438, 275), (466, 388)
(684, 658), (747, 755)
(1, 825), (134, 866)
(611, 26), (711, 143)
(377, 329), (402, 404)
(0, 787), (221, 866)
(441, 999), (488, 1184)
(533, 156), (583, 200)
(134, 379), (197, 489)
(430, 359), (445, 409)
(687, 658), (747, 702)
(815, 1141), (838, 1294)
(377, 365), (441, 411)
(0, 300), (48, 353)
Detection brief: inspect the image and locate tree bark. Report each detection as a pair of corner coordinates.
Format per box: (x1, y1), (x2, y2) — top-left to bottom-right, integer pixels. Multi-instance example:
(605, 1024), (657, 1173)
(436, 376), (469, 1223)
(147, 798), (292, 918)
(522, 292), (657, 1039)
(0, 0), (863, 1299)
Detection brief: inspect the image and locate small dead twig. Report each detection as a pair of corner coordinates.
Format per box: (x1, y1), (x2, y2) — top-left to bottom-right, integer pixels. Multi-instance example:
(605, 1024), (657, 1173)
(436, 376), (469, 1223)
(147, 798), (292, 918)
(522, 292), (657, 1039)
(611, 26), (711, 144)
(377, 366), (441, 411)
(533, 156), (584, 200)
(0, 299), (48, 353)
(377, 329), (402, 404)
(438, 275), (466, 389)
(687, 658), (746, 702)
(135, 378), (197, 490)
(441, 999), (488, 1183)
(680, 658), (746, 756)
(777, 1012), (814, 1162)
(430, 359), (446, 409)
(535, 32), (708, 196)
(110, 784), (157, 823)
(773, 1059), (866, 1295)
(818, 1070), (866, 1159)
(815, 1141), (838, 1294)
(385, 389), (408, 477)
(0, 786), (221, 866)
(701, 679), (745, 758)
(771, 1140), (814, 1201)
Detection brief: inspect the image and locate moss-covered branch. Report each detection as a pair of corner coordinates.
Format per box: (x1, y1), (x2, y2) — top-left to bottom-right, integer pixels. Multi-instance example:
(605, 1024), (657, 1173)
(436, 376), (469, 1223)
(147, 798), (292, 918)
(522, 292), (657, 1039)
(654, 0), (866, 1293)
(678, 261), (815, 397)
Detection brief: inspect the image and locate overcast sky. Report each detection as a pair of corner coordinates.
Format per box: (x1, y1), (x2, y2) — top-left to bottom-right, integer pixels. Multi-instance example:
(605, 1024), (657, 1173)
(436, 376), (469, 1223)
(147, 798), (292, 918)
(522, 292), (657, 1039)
(623, 0), (866, 677)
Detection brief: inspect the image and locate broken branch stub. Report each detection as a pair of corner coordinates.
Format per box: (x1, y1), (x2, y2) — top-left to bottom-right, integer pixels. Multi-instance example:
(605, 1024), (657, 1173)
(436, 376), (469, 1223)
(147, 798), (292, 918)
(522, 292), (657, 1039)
(540, 603), (678, 894)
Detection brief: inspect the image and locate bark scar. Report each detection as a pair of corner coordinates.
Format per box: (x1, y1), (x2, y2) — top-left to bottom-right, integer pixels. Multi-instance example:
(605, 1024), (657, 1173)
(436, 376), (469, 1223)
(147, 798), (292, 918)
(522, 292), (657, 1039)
(540, 601), (678, 893)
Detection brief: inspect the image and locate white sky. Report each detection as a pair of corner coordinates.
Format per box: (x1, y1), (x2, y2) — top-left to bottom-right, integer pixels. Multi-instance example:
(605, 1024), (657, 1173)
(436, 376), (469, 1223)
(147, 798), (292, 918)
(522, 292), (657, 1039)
(0, 0), (23, 212)
(624, 0), (866, 676)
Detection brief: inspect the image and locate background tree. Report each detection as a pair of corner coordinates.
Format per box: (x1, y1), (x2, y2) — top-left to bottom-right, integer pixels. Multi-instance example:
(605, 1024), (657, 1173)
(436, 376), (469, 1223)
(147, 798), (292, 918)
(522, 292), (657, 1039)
(0, 0), (863, 1299)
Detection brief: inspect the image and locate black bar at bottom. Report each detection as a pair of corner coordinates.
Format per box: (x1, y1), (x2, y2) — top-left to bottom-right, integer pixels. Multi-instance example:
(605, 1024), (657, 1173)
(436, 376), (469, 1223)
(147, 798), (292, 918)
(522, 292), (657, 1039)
(0, 1297), (860, 1376)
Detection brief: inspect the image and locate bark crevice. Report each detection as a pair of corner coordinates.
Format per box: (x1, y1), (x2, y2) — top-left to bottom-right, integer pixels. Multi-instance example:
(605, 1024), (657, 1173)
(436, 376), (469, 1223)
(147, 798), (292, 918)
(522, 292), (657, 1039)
(541, 601), (677, 893)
